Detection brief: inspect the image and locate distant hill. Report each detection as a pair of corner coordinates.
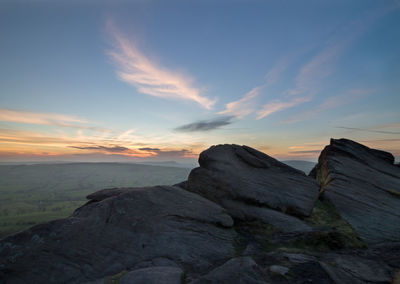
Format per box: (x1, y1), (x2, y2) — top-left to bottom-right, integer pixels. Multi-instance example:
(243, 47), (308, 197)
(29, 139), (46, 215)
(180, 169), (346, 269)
(282, 160), (316, 174)
(137, 161), (195, 168)
(0, 162), (191, 237)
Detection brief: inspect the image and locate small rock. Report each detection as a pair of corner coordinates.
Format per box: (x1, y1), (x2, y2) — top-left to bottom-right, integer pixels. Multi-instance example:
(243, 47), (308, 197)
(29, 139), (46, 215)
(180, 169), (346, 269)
(269, 265), (289, 276)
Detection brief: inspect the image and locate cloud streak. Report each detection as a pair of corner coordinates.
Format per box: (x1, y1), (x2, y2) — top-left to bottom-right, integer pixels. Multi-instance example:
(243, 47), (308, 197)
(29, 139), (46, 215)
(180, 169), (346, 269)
(70, 145), (131, 153)
(261, 7), (393, 120)
(336, 126), (400, 135)
(287, 6), (390, 98)
(219, 59), (288, 118)
(0, 108), (86, 126)
(218, 87), (260, 118)
(257, 96), (311, 119)
(0, 108), (111, 133)
(108, 22), (215, 109)
(282, 89), (372, 123)
(70, 144), (193, 159)
(174, 116), (234, 132)
(289, 150), (322, 154)
(139, 147), (160, 151)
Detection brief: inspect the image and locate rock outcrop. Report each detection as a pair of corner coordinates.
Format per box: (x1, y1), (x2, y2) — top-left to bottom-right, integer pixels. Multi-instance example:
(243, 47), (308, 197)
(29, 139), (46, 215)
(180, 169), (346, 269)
(186, 144), (319, 233)
(312, 138), (400, 244)
(0, 186), (235, 283)
(1, 139), (400, 283)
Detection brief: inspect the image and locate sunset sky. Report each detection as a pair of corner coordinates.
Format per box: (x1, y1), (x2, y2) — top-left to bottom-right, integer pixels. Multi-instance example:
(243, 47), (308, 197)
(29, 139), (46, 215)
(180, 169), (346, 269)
(1, 0), (399, 163)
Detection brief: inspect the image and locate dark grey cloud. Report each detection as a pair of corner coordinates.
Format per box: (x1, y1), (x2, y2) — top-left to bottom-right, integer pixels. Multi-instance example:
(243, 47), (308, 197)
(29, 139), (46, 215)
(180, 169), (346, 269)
(174, 116), (234, 132)
(70, 145), (131, 153)
(139, 147), (161, 151)
(336, 126), (400, 135)
(155, 149), (189, 158)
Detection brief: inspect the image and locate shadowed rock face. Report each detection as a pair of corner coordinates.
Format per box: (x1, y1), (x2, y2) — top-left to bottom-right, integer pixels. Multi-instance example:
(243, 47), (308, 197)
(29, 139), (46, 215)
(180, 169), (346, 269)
(0, 186), (235, 283)
(186, 145), (319, 232)
(312, 138), (400, 244)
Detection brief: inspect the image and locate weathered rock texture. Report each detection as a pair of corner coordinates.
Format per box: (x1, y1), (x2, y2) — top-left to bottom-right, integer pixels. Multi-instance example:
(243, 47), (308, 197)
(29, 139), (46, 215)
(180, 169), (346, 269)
(186, 144), (319, 233)
(119, 266), (183, 284)
(312, 138), (400, 244)
(1, 139), (400, 283)
(191, 256), (268, 284)
(0, 186), (235, 283)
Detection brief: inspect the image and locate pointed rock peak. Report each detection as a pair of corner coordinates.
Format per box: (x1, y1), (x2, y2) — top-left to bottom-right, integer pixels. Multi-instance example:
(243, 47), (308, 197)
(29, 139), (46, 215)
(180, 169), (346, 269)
(327, 138), (395, 165)
(199, 144), (305, 175)
(313, 138), (400, 244)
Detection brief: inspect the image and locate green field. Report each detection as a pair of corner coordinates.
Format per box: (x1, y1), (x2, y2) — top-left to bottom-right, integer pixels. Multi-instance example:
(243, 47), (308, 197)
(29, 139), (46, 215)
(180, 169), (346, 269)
(0, 163), (191, 238)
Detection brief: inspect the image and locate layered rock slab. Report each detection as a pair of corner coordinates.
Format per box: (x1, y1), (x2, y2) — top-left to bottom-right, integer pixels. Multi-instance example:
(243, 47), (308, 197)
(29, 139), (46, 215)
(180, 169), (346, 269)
(0, 186), (235, 283)
(312, 138), (400, 244)
(186, 144), (319, 232)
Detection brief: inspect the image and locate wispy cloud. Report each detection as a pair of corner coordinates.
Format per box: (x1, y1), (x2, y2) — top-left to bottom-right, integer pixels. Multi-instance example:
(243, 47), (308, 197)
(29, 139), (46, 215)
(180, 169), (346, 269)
(288, 150), (322, 155)
(282, 89), (372, 123)
(174, 116), (234, 132)
(336, 126), (400, 135)
(218, 87), (260, 118)
(0, 126), (199, 161)
(288, 45), (344, 97)
(287, 6), (390, 98)
(289, 142), (325, 150)
(70, 145), (131, 153)
(243, 13), (373, 122)
(0, 108), (111, 133)
(107, 22), (215, 109)
(218, 59), (288, 118)
(261, 7), (393, 120)
(139, 147), (160, 151)
(70, 143), (194, 159)
(0, 108), (86, 126)
(372, 123), (400, 130)
(142, 148), (192, 159)
(361, 138), (400, 143)
(256, 96), (311, 119)
(256, 37), (354, 120)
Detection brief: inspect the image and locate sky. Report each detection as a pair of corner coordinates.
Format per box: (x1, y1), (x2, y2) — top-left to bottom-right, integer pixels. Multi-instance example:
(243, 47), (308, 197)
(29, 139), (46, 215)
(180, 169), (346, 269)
(0, 0), (399, 164)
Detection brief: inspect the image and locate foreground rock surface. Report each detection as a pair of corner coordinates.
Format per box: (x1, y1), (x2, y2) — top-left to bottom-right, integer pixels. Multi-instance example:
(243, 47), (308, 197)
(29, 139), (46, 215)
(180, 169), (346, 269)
(186, 145), (319, 233)
(119, 266), (183, 284)
(191, 257), (267, 284)
(312, 138), (400, 244)
(1, 138), (400, 283)
(0, 186), (235, 283)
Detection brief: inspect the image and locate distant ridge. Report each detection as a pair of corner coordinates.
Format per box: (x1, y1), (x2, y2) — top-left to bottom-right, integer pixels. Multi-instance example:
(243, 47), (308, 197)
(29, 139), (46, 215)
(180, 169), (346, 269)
(281, 160), (316, 174)
(137, 161), (195, 168)
(0, 160), (196, 168)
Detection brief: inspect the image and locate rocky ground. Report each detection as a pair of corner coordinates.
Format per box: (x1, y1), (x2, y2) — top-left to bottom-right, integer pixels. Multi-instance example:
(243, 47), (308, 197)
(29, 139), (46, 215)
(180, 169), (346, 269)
(1, 138), (399, 283)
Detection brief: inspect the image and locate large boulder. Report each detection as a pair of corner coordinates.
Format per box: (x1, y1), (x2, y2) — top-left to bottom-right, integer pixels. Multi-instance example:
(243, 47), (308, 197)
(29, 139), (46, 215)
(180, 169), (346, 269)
(0, 186), (236, 283)
(312, 138), (400, 244)
(186, 145), (319, 232)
